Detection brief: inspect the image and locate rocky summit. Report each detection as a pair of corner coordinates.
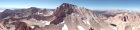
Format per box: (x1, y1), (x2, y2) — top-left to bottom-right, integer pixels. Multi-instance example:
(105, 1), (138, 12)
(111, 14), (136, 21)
(0, 3), (139, 30)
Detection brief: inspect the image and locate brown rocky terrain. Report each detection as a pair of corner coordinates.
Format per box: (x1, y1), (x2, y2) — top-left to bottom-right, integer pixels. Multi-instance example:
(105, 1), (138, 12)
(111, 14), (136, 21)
(0, 3), (139, 30)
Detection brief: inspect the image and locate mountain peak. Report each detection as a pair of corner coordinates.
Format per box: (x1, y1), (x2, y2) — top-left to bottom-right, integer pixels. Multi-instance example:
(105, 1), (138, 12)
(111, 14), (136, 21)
(59, 3), (76, 8)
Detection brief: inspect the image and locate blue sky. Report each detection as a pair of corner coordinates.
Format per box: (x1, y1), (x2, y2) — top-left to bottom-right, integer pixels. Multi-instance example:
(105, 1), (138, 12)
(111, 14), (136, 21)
(0, 0), (140, 10)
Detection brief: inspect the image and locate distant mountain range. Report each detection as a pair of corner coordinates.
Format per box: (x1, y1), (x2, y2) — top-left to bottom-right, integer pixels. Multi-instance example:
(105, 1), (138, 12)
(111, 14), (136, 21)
(0, 7), (55, 12)
(0, 3), (140, 30)
(0, 8), (22, 10)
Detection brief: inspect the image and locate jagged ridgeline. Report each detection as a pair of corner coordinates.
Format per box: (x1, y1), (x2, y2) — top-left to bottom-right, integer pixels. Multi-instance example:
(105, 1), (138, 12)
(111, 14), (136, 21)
(0, 3), (139, 30)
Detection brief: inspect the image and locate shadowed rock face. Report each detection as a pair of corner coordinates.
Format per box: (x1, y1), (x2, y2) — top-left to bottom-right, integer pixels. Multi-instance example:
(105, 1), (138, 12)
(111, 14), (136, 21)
(50, 3), (74, 25)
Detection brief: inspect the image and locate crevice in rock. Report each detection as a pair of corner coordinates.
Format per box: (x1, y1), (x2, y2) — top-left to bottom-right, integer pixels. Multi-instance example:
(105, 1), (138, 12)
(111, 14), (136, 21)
(110, 24), (117, 27)
(123, 16), (126, 22)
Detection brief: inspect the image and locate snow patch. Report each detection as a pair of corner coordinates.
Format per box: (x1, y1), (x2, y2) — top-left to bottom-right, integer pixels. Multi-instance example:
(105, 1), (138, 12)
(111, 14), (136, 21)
(29, 18), (38, 22)
(82, 20), (86, 24)
(41, 21), (50, 25)
(62, 24), (68, 30)
(109, 25), (117, 30)
(71, 13), (74, 15)
(30, 18), (36, 20)
(44, 15), (50, 16)
(77, 25), (85, 30)
(38, 12), (43, 14)
(86, 20), (90, 25)
(62, 5), (65, 6)
(113, 27), (117, 30)
(44, 21), (50, 25)
(30, 26), (35, 29)
(82, 20), (90, 25)
(100, 28), (106, 30)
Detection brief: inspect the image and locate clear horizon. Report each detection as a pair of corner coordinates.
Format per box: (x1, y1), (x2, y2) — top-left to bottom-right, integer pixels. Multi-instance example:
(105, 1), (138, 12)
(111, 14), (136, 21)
(0, 0), (140, 10)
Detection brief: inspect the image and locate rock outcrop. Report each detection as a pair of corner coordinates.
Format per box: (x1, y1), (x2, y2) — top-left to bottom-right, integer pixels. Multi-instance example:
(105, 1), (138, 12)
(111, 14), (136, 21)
(105, 13), (140, 30)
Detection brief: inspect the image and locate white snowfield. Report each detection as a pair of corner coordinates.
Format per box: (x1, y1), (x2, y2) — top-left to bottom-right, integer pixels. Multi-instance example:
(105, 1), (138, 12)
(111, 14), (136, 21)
(62, 24), (68, 30)
(113, 27), (117, 30)
(30, 26), (35, 29)
(37, 12), (43, 14)
(77, 25), (85, 30)
(82, 20), (90, 25)
(100, 28), (106, 30)
(109, 25), (118, 30)
(40, 21), (51, 25)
